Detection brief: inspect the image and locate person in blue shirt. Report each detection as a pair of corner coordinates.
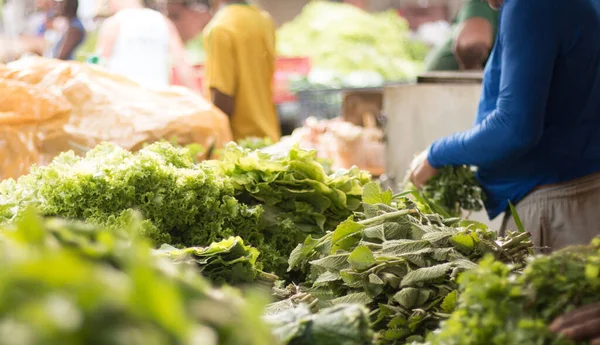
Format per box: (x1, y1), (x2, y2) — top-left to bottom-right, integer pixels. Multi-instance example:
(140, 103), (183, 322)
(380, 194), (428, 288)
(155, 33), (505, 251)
(52, 0), (85, 60)
(410, 0), (600, 252)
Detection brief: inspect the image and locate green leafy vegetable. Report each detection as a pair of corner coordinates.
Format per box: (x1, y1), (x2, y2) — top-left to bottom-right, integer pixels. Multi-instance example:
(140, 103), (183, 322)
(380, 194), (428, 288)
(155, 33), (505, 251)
(265, 304), (374, 345)
(0, 210), (276, 345)
(212, 143), (371, 276)
(155, 237), (277, 287)
(277, 1), (429, 83)
(420, 166), (485, 217)
(418, 239), (600, 345)
(236, 137), (274, 151)
(289, 183), (532, 343)
(0, 142), (369, 277)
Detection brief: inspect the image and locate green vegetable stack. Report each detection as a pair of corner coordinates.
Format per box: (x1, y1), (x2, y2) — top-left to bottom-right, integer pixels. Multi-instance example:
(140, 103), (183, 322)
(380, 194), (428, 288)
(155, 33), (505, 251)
(416, 240), (600, 345)
(211, 143), (370, 276)
(236, 137), (274, 151)
(264, 304), (374, 345)
(418, 165), (485, 218)
(0, 142), (238, 248)
(277, 1), (429, 82)
(0, 142), (369, 277)
(156, 237), (277, 288)
(288, 183), (532, 344)
(0, 210), (275, 345)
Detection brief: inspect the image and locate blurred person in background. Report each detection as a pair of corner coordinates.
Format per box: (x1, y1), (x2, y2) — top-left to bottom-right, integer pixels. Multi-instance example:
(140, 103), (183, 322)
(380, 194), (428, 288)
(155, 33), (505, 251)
(94, 0), (199, 90)
(51, 0), (86, 60)
(28, 0), (54, 38)
(162, 0), (212, 65)
(164, 0), (213, 65)
(424, 0), (498, 71)
(203, 0), (280, 142)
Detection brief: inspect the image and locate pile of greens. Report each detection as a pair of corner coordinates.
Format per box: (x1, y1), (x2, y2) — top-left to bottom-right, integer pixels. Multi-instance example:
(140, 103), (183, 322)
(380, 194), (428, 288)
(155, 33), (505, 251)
(264, 304), (374, 345)
(156, 237), (277, 288)
(0, 142), (238, 248)
(211, 143), (371, 276)
(418, 165), (485, 218)
(0, 142), (369, 277)
(288, 183), (532, 343)
(0, 210), (275, 345)
(237, 137), (274, 151)
(277, 1), (429, 83)
(417, 240), (600, 345)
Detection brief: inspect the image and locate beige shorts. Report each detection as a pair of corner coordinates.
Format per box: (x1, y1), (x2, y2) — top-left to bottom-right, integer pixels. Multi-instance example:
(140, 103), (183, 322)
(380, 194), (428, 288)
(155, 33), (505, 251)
(500, 173), (600, 253)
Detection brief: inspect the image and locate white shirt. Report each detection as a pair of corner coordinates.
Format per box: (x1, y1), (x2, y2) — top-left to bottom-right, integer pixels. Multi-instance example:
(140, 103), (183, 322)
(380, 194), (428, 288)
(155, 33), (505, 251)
(106, 8), (170, 89)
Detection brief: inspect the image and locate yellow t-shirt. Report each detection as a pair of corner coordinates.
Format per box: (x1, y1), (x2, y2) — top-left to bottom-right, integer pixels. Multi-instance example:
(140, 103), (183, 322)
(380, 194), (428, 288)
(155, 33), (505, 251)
(203, 4), (280, 142)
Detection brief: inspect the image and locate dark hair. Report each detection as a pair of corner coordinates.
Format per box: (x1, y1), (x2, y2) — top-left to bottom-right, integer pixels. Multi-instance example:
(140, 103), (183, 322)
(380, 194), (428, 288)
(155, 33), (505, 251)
(63, 0), (79, 18)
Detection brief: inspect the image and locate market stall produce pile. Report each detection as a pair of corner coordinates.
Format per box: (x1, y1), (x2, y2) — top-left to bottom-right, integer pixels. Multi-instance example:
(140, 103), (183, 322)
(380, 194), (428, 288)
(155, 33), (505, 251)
(1, 140), (599, 345)
(156, 237), (277, 288)
(287, 183), (533, 344)
(416, 239), (600, 345)
(277, 1), (429, 87)
(0, 211), (275, 345)
(0, 142), (369, 277)
(418, 165), (485, 218)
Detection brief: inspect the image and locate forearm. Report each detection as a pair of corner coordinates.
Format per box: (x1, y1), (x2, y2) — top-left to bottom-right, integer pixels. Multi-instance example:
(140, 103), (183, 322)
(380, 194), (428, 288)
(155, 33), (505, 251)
(428, 110), (536, 168)
(431, 0), (558, 169)
(212, 88), (234, 117)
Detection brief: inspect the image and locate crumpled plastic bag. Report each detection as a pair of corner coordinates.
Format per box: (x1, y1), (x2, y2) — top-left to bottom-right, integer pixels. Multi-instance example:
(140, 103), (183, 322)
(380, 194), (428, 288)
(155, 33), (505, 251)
(0, 57), (232, 180)
(263, 116), (385, 176)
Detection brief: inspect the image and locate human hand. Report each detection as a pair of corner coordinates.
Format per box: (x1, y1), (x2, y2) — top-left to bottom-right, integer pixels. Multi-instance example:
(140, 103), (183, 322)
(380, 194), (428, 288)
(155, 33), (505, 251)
(550, 303), (600, 345)
(487, 0), (504, 10)
(409, 150), (439, 189)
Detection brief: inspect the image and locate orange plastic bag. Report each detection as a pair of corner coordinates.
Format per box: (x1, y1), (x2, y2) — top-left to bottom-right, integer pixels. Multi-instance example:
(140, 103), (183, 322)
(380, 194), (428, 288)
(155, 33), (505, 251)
(0, 57), (232, 180)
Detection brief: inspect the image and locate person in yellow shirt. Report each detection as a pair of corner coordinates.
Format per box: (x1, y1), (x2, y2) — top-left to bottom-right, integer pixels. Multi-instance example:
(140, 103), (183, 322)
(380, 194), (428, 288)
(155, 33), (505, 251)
(203, 0), (280, 142)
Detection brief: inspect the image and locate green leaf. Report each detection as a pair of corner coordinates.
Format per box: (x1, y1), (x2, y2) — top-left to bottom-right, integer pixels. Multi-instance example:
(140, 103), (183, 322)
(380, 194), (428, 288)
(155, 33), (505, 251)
(340, 269), (368, 289)
(393, 287), (419, 309)
(450, 233), (476, 254)
(440, 290), (458, 313)
(455, 219), (488, 231)
(314, 271), (343, 286)
(331, 219), (365, 253)
(348, 246), (377, 271)
(330, 292), (373, 306)
(508, 201), (525, 233)
(380, 240), (431, 257)
(368, 273), (384, 285)
(422, 230), (456, 244)
(288, 235), (323, 271)
(416, 289), (431, 306)
(401, 263), (454, 287)
(363, 224), (387, 242)
(310, 254), (350, 272)
(363, 182), (393, 205)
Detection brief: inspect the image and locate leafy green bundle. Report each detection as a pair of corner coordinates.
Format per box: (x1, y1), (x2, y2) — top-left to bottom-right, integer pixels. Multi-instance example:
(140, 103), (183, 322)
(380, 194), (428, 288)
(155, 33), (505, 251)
(0, 210), (276, 345)
(237, 137), (274, 151)
(0, 142), (369, 277)
(0, 142), (239, 247)
(156, 237), (277, 288)
(417, 240), (600, 345)
(264, 304), (374, 345)
(288, 183), (532, 344)
(420, 166), (485, 217)
(277, 1), (428, 82)
(211, 143), (371, 275)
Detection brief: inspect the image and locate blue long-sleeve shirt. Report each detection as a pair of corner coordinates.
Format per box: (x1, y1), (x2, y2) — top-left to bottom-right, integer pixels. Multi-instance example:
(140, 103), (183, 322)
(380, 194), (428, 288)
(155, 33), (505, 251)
(428, 0), (600, 219)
